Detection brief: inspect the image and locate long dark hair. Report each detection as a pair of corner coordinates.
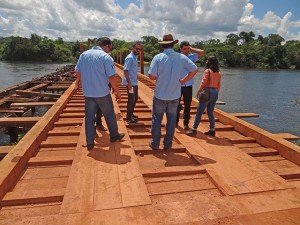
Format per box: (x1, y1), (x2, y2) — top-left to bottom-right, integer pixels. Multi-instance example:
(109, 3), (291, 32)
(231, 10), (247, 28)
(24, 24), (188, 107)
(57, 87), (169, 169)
(205, 56), (219, 72)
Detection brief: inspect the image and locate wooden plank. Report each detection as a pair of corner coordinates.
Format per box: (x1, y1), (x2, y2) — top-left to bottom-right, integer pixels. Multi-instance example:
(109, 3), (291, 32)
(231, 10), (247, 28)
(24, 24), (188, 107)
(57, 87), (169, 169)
(0, 83), (76, 199)
(60, 121), (96, 214)
(273, 133), (299, 141)
(27, 156), (73, 166)
(230, 113), (259, 118)
(21, 166), (71, 180)
(241, 147), (279, 157)
(175, 125), (292, 195)
(147, 177), (217, 196)
(10, 102), (55, 107)
(40, 136), (78, 148)
(59, 113), (84, 118)
(0, 117), (40, 127)
(48, 129), (80, 136)
(0, 146), (13, 155)
(15, 90), (61, 98)
(47, 86), (69, 90)
(214, 108), (300, 166)
(11, 177), (68, 192)
(26, 83), (48, 91)
(1, 188), (65, 207)
(0, 109), (25, 113)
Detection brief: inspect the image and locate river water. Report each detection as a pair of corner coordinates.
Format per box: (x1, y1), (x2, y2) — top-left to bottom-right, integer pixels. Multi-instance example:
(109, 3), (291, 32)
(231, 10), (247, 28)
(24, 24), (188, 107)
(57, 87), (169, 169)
(0, 62), (299, 145)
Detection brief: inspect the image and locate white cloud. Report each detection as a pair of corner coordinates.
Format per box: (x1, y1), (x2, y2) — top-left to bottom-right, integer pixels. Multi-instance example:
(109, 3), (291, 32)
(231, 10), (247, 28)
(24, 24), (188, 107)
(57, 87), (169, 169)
(0, 0), (299, 42)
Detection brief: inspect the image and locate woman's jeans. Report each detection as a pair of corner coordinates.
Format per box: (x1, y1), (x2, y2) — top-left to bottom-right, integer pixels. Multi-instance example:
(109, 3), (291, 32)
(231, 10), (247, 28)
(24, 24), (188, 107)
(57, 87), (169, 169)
(151, 97), (179, 149)
(85, 95), (118, 145)
(193, 88), (219, 131)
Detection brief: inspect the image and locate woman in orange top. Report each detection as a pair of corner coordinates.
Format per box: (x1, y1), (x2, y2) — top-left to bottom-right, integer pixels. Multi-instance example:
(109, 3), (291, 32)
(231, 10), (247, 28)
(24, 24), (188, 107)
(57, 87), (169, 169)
(189, 56), (221, 136)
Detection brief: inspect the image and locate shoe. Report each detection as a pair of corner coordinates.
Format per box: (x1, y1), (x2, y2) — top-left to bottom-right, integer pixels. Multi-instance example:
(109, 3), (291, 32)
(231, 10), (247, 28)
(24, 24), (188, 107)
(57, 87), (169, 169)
(96, 124), (107, 131)
(164, 146), (171, 150)
(126, 118), (137, 124)
(204, 130), (215, 136)
(184, 125), (190, 130)
(132, 114), (138, 119)
(110, 133), (125, 142)
(87, 143), (94, 150)
(149, 143), (159, 150)
(186, 128), (197, 136)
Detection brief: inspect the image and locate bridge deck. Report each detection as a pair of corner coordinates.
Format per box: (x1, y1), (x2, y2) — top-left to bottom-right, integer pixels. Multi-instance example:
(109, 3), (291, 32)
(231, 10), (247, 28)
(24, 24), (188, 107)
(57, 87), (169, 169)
(0, 65), (299, 224)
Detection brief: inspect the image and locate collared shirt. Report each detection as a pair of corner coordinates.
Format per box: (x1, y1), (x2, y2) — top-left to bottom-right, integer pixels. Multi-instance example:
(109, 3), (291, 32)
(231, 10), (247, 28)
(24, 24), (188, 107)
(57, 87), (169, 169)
(122, 52), (139, 86)
(148, 49), (197, 100)
(181, 53), (199, 87)
(75, 46), (116, 97)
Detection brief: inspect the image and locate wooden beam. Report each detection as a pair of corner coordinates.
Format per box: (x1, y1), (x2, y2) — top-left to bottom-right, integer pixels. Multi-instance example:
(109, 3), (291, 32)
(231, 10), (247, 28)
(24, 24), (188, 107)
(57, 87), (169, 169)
(0, 109), (25, 114)
(47, 86), (69, 90)
(10, 102), (55, 107)
(16, 90), (61, 98)
(273, 133), (299, 141)
(0, 146), (13, 155)
(230, 113), (259, 118)
(0, 117), (40, 127)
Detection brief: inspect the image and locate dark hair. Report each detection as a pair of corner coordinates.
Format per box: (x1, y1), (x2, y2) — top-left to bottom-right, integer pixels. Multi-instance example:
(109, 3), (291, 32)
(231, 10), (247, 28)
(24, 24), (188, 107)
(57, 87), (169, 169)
(132, 42), (141, 48)
(180, 41), (190, 49)
(95, 37), (112, 47)
(206, 56), (219, 72)
(160, 43), (174, 49)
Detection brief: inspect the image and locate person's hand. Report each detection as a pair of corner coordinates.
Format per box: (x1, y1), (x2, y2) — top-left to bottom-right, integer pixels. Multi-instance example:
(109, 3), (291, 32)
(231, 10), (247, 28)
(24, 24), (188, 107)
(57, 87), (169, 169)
(179, 79), (185, 85)
(128, 83), (132, 92)
(196, 90), (201, 99)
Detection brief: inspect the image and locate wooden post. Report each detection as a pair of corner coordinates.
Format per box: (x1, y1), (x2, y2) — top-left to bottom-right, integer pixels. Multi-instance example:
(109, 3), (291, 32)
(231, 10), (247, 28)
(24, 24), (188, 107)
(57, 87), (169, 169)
(88, 38), (91, 49)
(80, 43), (84, 53)
(119, 49), (123, 65)
(140, 45), (144, 75)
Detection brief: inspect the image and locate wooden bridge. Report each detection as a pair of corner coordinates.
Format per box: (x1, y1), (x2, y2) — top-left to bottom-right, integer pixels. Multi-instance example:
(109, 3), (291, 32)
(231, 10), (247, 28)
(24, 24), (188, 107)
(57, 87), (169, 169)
(0, 64), (299, 224)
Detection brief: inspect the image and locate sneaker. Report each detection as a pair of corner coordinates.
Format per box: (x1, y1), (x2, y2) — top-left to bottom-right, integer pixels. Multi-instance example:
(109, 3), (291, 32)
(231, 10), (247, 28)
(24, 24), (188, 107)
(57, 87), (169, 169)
(204, 130), (215, 136)
(110, 133), (125, 142)
(186, 128), (197, 136)
(149, 143), (159, 150)
(126, 118), (137, 124)
(184, 125), (190, 130)
(87, 143), (94, 150)
(96, 124), (107, 131)
(132, 114), (139, 119)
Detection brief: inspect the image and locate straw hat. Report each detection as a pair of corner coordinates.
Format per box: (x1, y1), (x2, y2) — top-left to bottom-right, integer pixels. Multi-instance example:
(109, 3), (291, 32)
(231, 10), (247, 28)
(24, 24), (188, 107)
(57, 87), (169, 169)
(158, 34), (179, 44)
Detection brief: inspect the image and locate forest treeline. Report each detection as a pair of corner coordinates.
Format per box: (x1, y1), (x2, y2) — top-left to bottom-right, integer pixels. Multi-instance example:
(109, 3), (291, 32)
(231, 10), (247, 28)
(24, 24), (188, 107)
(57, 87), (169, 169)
(0, 32), (299, 69)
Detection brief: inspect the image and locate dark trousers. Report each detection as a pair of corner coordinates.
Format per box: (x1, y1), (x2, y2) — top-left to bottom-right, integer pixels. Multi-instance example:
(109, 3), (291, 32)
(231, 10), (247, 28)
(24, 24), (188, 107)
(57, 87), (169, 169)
(126, 86), (138, 120)
(176, 85), (193, 126)
(96, 107), (103, 126)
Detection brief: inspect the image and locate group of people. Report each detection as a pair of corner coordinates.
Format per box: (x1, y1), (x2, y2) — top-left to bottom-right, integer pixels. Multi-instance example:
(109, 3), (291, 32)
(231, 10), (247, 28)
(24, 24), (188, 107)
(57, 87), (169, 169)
(74, 34), (221, 151)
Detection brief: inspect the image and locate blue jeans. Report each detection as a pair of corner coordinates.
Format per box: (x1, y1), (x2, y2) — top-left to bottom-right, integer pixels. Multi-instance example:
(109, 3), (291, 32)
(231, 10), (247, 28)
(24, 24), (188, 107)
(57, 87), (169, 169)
(151, 97), (179, 149)
(85, 95), (118, 145)
(193, 88), (219, 131)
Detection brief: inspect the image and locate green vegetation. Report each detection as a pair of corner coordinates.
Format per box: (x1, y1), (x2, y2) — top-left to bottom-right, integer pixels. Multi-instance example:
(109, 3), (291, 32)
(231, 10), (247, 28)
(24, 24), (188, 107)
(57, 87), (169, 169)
(0, 32), (300, 69)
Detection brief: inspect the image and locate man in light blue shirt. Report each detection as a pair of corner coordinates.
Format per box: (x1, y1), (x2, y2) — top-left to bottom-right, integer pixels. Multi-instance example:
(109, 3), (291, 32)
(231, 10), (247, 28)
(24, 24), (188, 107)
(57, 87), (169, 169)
(177, 41), (204, 130)
(148, 34), (198, 150)
(75, 37), (125, 150)
(122, 42), (141, 123)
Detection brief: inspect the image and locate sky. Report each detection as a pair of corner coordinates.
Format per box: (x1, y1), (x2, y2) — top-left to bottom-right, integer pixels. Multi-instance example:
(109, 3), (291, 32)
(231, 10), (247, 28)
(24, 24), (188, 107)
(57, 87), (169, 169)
(0, 0), (299, 43)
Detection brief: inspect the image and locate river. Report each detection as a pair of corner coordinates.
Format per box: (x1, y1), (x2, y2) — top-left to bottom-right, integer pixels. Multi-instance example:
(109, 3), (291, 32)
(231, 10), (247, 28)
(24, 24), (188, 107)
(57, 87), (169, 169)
(0, 62), (299, 145)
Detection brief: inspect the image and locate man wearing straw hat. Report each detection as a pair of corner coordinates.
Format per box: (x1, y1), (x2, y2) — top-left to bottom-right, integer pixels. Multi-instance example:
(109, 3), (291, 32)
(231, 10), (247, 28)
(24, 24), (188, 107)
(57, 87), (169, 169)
(148, 34), (198, 150)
